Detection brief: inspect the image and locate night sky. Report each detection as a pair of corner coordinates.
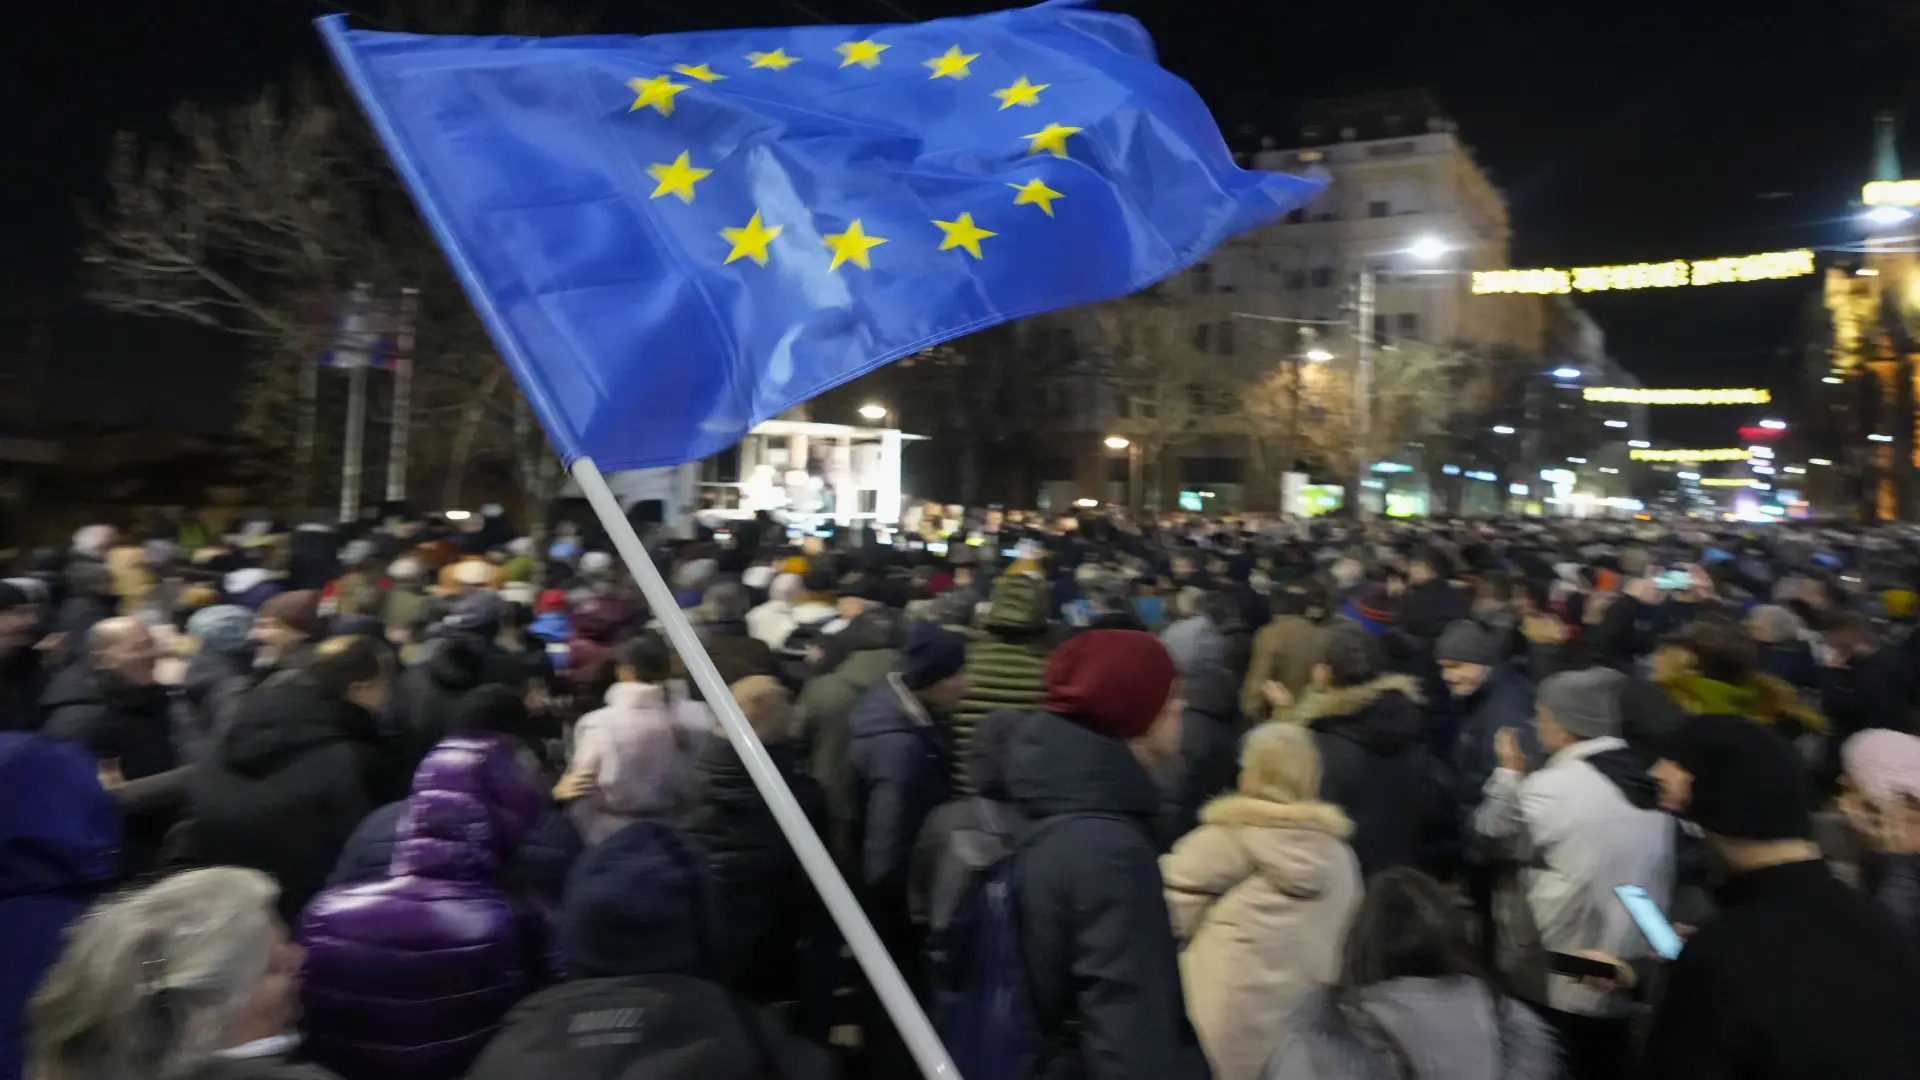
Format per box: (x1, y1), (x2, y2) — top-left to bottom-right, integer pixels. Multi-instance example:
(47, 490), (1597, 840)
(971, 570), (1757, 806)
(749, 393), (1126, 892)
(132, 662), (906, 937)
(5, 0), (1916, 445)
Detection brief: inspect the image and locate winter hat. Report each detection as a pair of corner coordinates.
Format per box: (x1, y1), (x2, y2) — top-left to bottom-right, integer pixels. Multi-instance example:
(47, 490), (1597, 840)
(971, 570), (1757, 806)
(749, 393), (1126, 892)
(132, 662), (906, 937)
(1434, 620), (1502, 667)
(446, 590), (506, 635)
(561, 821), (716, 980)
(257, 590), (323, 639)
(535, 588), (570, 615)
(899, 621), (968, 691)
(1842, 729), (1920, 808)
(1537, 668), (1626, 740)
(1664, 715), (1812, 840)
(142, 539), (180, 569)
(453, 559), (495, 587)
(186, 605), (253, 657)
(1043, 629), (1177, 741)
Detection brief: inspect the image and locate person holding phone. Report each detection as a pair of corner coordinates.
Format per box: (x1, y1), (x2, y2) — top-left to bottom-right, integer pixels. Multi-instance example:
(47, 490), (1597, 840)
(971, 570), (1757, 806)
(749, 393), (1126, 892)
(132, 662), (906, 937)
(1472, 668), (1673, 1080)
(1640, 716), (1920, 1079)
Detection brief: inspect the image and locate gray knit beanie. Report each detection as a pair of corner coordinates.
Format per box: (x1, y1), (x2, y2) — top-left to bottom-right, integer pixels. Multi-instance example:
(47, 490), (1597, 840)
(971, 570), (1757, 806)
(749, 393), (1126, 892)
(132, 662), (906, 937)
(1538, 668), (1626, 740)
(1434, 619), (1502, 666)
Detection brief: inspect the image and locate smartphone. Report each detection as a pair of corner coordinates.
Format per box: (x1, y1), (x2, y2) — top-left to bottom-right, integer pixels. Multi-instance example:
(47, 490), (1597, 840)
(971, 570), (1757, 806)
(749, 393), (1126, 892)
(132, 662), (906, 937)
(1653, 568), (1693, 591)
(1614, 884), (1684, 960)
(1001, 548), (1019, 558)
(1548, 952), (1622, 980)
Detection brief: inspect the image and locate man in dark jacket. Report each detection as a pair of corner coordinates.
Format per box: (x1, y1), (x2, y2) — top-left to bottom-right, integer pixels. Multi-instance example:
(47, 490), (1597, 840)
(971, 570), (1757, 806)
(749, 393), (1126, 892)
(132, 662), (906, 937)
(676, 675), (829, 1005)
(465, 820), (832, 1080)
(798, 605), (905, 851)
(1296, 619), (1435, 878)
(1437, 619), (1537, 831)
(1153, 638), (1244, 850)
(1006, 628), (1209, 1080)
(696, 581), (781, 687)
(0, 582), (47, 733)
(192, 635), (405, 923)
(40, 617), (183, 880)
(1641, 716), (1920, 1079)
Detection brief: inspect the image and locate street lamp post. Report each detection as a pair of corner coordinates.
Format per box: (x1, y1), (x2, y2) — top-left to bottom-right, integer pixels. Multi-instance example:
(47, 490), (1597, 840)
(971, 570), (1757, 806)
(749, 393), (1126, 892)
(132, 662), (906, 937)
(1105, 435), (1142, 513)
(1353, 267), (1376, 520)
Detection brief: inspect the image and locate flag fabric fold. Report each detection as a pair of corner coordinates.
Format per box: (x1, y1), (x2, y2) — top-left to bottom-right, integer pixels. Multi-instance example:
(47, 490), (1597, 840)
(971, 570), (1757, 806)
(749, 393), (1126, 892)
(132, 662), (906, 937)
(320, 0), (1324, 470)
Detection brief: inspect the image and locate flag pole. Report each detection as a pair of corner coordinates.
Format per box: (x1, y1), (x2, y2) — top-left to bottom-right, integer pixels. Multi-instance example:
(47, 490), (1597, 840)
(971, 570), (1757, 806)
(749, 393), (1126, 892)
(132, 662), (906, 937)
(569, 455), (960, 1080)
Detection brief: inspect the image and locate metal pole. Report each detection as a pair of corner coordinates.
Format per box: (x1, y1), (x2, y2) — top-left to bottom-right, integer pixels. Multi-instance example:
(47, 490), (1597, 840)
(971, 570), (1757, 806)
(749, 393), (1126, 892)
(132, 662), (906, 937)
(386, 287), (419, 505)
(338, 282), (373, 525)
(1353, 266), (1375, 519)
(295, 356), (318, 513)
(569, 456), (960, 1080)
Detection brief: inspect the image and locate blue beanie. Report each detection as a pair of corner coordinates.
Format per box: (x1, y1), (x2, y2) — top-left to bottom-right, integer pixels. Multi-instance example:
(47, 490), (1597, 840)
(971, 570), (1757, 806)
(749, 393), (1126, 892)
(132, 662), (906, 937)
(560, 821), (716, 980)
(187, 605), (254, 657)
(900, 620), (968, 691)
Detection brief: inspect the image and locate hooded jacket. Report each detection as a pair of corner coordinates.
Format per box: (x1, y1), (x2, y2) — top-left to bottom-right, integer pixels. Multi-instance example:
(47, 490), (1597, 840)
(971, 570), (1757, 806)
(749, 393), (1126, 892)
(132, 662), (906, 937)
(299, 734), (549, 1080)
(1263, 977), (1560, 1080)
(1296, 675), (1434, 878)
(1162, 796), (1361, 1080)
(567, 682), (710, 845)
(0, 734), (118, 1080)
(798, 608), (905, 840)
(191, 672), (402, 923)
(953, 574), (1053, 794)
(1241, 615), (1323, 719)
(847, 674), (953, 898)
(1472, 736), (1672, 1016)
(1005, 709), (1210, 1080)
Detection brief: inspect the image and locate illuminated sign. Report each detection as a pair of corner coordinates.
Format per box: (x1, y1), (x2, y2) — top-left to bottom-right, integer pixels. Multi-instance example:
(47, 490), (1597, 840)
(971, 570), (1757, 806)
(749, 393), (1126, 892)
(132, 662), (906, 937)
(1863, 180), (1920, 207)
(1471, 250), (1814, 295)
(1630, 448), (1752, 462)
(1585, 388), (1771, 406)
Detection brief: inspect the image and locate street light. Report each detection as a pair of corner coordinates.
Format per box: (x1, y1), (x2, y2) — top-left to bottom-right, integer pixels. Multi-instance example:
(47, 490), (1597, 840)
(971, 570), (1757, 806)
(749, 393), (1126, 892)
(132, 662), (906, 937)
(1810, 458), (1833, 466)
(1870, 434), (1895, 443)
(1492, 425), (1516, 435)
(1823, 376), (1844, 384)
(1104, 435), (1130, 450)
(1629, 440), (1651, 449)
(1864, 205), (1913, 227)
(1552, 367), (1582, 380)
(1604, 419), (1628, 429)
(1406, 235), (1452, 262)
(1567, 457), (1588, 464)
(858, 403), (889, 421)
(1758, 419), (1787, 431)
(1305, 348), (1334, 363)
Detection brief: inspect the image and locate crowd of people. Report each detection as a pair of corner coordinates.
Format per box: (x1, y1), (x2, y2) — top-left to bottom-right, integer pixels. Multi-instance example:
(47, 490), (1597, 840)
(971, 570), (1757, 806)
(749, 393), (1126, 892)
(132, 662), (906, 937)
(5, 506), (1920, 1080)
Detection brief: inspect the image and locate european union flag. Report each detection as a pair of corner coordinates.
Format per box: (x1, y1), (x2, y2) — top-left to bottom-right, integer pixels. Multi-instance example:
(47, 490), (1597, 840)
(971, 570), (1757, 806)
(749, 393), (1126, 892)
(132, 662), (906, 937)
(320, 2), (1324, 470)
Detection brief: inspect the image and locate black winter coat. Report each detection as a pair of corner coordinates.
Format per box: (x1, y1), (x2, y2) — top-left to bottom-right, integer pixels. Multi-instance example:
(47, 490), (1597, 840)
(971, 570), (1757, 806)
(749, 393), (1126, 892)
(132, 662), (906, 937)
(846, 676), (952, 901)
(388, 632), (524, 773)
(465, 975), (835, 1080)
(676, 737), (830, 1002)
(1004, 710), (1211, 1080)
(191, 672), (404, 924)
(41, 665), (183, 878)
(1451, 664), (1535, 832)
(696, 619), (782, 688)
(1301, 674), (1435, 879)
(1153, 664), (1244, 849)
(1640, 859), (1920, 1080)
(0, 647), (46, 733)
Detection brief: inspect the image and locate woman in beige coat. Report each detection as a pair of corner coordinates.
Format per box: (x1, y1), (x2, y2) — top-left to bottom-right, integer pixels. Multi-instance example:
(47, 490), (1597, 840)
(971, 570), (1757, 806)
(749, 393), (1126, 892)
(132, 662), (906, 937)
(1162, 723), (1364, 1080)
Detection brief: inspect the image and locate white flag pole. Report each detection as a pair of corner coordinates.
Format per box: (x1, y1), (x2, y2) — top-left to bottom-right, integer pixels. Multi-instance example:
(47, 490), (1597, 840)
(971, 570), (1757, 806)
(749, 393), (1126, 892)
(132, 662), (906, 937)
(569, 455), (960, 1080)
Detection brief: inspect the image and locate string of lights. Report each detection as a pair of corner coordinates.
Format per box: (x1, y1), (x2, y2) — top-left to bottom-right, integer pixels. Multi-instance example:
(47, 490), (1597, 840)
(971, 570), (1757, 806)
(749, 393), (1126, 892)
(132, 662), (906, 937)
(1471, 250), (1815, 295)
(1586, 388), (1771, 406)
(1631, 448), (1755, 462)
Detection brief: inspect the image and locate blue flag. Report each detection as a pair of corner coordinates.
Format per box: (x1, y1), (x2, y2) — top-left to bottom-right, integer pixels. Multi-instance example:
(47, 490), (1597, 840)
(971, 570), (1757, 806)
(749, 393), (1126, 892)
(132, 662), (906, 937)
(320, 2), (1323, 470)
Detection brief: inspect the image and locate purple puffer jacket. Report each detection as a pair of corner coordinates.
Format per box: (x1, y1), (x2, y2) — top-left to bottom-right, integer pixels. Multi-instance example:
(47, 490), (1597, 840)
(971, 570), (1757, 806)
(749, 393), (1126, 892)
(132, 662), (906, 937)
(298, 733), (548, 1080)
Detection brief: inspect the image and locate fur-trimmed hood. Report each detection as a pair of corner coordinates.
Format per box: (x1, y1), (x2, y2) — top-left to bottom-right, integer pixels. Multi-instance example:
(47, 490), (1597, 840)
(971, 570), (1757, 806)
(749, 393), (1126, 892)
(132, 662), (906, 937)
(1291, 675), (1426, 759)
(1200, 796), (1354, 898)
(1202, 795), (1353, 836)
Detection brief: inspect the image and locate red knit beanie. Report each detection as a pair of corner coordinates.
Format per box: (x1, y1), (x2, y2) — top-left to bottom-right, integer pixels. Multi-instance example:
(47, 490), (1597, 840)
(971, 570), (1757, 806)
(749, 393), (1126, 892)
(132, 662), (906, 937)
(1043, 630), (1177, 741)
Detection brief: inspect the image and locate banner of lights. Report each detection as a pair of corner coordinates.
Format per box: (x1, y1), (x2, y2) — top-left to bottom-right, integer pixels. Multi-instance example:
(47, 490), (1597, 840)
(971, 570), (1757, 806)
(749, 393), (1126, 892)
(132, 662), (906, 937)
(1584, 388), (1771, 406)
(1471, 250), (1814, 295)
(1699, 478), (1762, 488)
(1630, 448), (1753, 462)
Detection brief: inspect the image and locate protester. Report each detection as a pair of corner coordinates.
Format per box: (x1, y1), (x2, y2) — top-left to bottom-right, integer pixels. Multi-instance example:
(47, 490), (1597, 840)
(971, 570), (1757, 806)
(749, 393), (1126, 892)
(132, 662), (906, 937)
(1263, 867), (1558, 1080)
(192, 635), (404, 923)
(28, 867), (329, 1080)
(909, 708), (1026, 933)
(696, 581), (781, 685)
(41, 616), (184, 878)
(297, 727), (549, 1080)
(1472, 667), (1670, 1080)
(798, 605), (905, 850)
(1155, 598), (1248, 847)
(1839, 728), (1920, 942)
(560, 631), (710, 844)
(177, 604), (254, 756)
(464, 821), (833, 1080)
(1162, 723), (1362, 1080)
(249, 590), (324, 682)
(1290, 619), (1433, 878)
(1241, 579), (1327, 718)
(1655, 616), (1824, 737)
(1641, 715), (1920, 1078)
(0, 581), (48, 732)
(1003, 628), (1209, 1080)
(951, 571), (1053, 794)
(676, 675), (829, 1002)
(747, 571), (806, 649)
(0, 732), (118, 1080)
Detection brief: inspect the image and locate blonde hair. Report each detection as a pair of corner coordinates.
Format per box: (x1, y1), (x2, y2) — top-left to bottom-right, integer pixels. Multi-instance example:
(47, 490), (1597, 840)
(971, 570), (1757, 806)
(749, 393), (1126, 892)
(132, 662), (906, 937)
(731, 675), (793, 744)
(1238, 723), (1323, 804)
(30, 868), (282, 1080)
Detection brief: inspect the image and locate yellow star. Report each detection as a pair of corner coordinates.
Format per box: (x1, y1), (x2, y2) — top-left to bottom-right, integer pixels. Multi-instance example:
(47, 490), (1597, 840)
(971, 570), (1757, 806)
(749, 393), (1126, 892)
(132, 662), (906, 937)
(626, 74), (688, 116)
(1023, 122), (1082, 158)
(992, 75), (1048, 109)
(932, 212), (997, 260)
(746, 48), (800, 70)
(924, 45), (979, 80)
(720, 211), (783, 266)
(835, 39), (890, 69)
(822, 219), (888, 271)
(645, 152), (712, 203)
(672, 62), (725, 83)
(1008, 177), (1064, 217)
